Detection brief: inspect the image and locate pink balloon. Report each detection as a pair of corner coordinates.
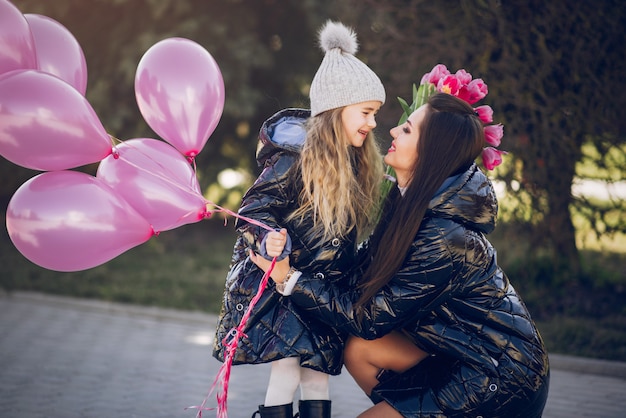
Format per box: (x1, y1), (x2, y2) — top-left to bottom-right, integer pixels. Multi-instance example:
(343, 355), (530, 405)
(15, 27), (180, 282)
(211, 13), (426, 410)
(97, 138), (208, 232)
(0, 0), (38, 75)
(6, 171), (155, 272)
(135, 37), (225, 158)
(0, 69), (112, 171)
(25, 14), (88, 95)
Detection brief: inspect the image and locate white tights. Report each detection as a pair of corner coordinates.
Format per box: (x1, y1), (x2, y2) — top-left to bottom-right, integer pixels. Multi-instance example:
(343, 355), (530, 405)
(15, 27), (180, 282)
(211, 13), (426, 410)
(264, 357), (330, 406)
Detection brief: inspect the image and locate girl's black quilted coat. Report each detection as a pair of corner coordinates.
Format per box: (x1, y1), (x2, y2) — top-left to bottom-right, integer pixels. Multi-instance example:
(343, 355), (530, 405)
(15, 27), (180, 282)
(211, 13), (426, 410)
(212, 108), (357, 375)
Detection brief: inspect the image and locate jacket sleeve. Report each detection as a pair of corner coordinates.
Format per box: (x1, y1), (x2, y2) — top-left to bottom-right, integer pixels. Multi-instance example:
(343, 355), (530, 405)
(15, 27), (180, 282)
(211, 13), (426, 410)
(235, 152), (296, 253)
(289, 220), (460, 339)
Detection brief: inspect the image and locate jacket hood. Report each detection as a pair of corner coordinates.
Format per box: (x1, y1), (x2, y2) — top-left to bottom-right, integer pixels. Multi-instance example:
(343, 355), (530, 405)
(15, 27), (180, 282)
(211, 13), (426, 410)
(256, 108), (310, 166)
(428, 164), (498, 234)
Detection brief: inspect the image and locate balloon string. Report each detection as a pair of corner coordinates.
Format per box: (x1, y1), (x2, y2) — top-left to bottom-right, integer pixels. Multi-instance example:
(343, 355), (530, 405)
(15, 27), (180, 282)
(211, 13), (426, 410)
(109, 134), (122, 146)
(109, 138), (200, 200)
(185, 257), (276, 417)
(204, 203), (274, 232)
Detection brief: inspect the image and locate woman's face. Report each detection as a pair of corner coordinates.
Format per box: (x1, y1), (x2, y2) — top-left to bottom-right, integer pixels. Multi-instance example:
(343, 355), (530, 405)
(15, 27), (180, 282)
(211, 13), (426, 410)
(341, 100), (381, 147)
(385, 104), (427, 187)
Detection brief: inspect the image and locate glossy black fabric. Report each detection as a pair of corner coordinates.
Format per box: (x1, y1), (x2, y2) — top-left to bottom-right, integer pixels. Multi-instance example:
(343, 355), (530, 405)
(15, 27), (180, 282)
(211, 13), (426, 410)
(212, 109), (355, 375)
(289, 165), (550, 416)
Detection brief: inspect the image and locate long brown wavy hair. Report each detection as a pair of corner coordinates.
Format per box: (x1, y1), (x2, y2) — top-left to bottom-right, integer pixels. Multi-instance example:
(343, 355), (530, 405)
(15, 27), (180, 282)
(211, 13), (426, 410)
(356, 93), (485, 307)
(287, 107), (383, 244)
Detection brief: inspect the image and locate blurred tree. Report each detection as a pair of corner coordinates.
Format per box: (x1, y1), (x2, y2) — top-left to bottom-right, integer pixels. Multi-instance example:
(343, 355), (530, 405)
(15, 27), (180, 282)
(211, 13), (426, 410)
(341, 0), (626, 283)
(3, 0), (625, 285)
(492, 0), (626, 280)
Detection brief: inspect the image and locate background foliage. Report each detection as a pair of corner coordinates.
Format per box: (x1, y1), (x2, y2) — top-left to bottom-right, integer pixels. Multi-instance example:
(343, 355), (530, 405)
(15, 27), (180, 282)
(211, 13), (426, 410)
(2, 0), (625, 361)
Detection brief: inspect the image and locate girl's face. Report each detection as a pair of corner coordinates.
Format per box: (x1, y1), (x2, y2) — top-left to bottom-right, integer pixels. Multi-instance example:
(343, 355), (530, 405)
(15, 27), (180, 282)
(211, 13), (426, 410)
(341, 100), (381, 147)
(385, 104), (427, 187)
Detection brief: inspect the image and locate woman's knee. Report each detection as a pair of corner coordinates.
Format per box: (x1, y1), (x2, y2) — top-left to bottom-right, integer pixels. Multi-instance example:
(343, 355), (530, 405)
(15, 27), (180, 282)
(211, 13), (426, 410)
(357, 401), (403, 417)
(346, 332), (428, 373)
(344, 336), (369, 368)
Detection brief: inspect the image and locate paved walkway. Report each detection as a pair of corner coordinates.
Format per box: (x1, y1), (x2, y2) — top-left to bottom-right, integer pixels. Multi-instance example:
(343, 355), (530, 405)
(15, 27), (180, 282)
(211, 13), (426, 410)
(1, 291), (625, 418)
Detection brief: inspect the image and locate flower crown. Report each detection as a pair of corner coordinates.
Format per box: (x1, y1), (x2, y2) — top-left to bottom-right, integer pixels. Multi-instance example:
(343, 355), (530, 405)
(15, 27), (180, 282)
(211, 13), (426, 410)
(398, 63), (506, 170)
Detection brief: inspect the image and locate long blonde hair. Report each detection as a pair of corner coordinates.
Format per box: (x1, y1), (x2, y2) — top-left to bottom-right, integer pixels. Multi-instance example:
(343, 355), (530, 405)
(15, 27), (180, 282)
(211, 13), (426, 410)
(287, 108), (383, 243)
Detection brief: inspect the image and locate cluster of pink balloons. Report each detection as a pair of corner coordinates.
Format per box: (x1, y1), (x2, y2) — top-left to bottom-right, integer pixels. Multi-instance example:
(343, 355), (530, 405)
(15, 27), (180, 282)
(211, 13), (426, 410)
(1, 0), (225, 272)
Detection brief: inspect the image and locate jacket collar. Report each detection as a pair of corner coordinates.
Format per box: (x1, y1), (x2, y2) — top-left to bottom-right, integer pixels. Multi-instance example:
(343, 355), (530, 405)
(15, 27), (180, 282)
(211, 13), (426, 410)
(427, 164), (498, 234)
(256, 108), (310, 166)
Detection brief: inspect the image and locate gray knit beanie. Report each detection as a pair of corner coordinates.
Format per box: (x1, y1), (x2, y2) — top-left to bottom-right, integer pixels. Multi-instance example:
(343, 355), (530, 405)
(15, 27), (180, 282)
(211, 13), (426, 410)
(309, 21), (386, 117)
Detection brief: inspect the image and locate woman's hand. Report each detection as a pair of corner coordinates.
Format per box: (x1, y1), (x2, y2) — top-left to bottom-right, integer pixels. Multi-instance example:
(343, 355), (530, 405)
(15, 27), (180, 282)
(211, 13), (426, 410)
(249, 249), (292, 284)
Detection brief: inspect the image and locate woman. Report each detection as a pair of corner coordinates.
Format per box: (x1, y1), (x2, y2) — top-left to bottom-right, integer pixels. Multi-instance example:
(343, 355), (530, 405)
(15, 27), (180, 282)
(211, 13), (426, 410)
(253, 93), (550, 417)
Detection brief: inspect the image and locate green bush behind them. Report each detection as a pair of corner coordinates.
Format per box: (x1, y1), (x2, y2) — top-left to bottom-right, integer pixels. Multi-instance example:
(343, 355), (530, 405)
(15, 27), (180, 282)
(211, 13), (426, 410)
(1, 217), (237, 314)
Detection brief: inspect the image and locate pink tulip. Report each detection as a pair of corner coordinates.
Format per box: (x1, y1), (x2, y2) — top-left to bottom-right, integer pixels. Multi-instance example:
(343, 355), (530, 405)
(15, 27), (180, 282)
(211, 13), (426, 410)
(484, 123), (504, 147)
(459, 78), (489, 104)
(454, 69), (472, 85)
(457, 88), (470, 103)
(474, 105), (493, 123)
(421, 63), (450, 85)
(482, 147), (506, 170)
(463, 78), (489, 104)
(437, 74), (462, 96)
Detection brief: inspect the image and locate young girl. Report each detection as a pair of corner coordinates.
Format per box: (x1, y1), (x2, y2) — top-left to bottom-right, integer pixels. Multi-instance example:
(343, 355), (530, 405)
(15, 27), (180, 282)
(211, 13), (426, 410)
(212, 21), (386, 418)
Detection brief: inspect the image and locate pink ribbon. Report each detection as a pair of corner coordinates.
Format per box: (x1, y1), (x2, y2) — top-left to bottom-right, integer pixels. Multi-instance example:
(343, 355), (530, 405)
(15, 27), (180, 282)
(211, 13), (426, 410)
(186, 257), (276, 417)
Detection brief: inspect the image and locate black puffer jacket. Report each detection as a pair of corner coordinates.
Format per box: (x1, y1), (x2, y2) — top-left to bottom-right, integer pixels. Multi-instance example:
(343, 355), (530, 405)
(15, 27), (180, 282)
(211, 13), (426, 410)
(287, 165), (550, 417)
(212, 108), (357, 375)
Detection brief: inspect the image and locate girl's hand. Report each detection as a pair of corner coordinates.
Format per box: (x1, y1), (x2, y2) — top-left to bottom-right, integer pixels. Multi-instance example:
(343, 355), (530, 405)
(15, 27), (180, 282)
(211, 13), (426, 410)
(249, 250), (292, 284)
(265, 228), (288, 258)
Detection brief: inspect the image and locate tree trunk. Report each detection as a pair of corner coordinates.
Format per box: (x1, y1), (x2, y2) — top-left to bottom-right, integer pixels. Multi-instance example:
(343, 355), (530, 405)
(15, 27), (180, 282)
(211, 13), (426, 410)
(530, 137), (581, 284)
(542, 192), (581, 283)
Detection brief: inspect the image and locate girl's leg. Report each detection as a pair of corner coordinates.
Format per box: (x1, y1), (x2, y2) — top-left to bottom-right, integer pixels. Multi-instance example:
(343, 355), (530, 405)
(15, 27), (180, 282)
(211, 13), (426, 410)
(299, 367), (330, 400)
(344, 331), (429, 395)
(264, 357), (301, 406)
(298, 368), (331, 418)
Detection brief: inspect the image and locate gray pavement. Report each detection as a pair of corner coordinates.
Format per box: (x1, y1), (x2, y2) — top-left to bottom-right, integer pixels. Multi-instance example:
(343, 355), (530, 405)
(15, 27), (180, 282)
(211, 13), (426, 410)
(1, 291), (625, 418)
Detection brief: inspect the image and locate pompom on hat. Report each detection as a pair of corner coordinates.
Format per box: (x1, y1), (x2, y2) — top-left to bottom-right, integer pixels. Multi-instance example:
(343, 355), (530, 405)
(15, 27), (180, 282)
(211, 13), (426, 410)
(309, 21), (386, 116)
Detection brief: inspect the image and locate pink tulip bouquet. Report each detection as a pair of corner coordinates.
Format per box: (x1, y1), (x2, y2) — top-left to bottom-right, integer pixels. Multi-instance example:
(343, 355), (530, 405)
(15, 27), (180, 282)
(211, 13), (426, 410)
(389, 64), (506, 180)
